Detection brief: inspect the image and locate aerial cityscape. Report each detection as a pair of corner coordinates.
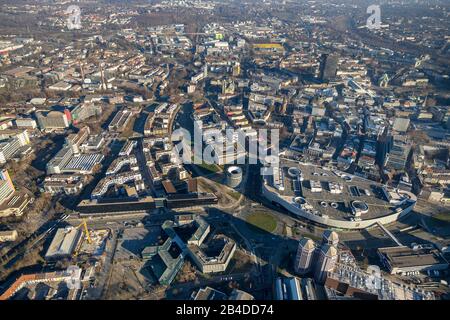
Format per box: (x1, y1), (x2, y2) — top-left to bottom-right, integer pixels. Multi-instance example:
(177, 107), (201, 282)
(0, 0), (449, 304)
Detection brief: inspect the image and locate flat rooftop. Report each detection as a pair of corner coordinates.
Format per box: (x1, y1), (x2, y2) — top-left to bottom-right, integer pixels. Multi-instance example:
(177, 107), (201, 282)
(45, 228), (81, 259)
(378, 246), (449, 269)
(265, 160), (415, 222)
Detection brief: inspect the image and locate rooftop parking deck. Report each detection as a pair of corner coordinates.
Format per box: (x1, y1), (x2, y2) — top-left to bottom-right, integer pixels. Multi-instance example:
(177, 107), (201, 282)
(263, 159), (416, 225)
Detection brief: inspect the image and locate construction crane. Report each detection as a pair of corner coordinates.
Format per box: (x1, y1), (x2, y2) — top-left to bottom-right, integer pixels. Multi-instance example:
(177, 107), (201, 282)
(77, 219), (92, 244)
(73, 219), (92, 257)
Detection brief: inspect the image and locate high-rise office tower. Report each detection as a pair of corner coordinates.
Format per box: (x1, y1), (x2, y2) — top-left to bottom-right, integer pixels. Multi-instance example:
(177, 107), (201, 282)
(376, 127), (393, 167)
(319, 54), (339, 82)
(294, 238), (316, 275)
(322, 230), (339, 246)
(314, 244), (338, 284)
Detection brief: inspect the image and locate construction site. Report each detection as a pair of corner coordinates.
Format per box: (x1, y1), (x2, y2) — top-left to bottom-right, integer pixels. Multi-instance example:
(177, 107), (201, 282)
(0, 217), (114, 300)
(45, 220), (109, 260)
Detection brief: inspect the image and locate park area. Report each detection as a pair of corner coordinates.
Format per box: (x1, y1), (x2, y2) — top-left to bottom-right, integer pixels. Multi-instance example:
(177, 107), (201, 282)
(246, 212), (277, 234)
(433, 211), (450, 222)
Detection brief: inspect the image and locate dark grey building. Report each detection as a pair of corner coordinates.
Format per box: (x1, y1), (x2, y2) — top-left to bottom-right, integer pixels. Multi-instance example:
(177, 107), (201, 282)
(320, 54), (339, 82)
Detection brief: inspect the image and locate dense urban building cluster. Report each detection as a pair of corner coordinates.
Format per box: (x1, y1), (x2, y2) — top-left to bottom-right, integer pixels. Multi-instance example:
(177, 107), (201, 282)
(0, 0), (449, 302)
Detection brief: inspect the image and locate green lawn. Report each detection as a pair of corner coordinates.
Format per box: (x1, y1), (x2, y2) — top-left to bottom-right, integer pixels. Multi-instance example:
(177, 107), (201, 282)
(229, 191), (241, 200)
(246, 212), (277, 234)
(433, 211), (450, 222)
(191, 156), (222, 174)
(198, 162), (221, 173)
